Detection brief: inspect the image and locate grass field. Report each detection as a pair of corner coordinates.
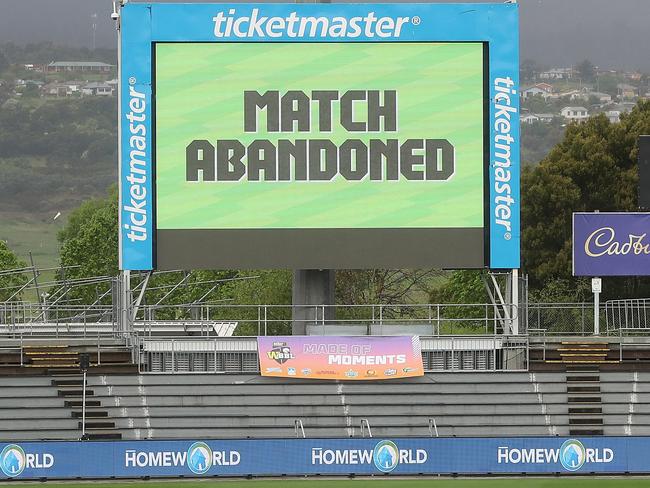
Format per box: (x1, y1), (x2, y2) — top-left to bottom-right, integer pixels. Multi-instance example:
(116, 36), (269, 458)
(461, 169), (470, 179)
(1, 215), (63, 270)
(0, 214), (64, 301)
(5, 479), (650, 488)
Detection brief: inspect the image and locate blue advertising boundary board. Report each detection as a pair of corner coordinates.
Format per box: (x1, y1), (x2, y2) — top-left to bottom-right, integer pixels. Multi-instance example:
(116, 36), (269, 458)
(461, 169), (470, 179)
(1, 437), (650, 479)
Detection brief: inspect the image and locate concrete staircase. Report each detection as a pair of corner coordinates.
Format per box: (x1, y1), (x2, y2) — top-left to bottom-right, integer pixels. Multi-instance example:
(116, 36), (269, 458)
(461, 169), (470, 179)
(531, 340), (621, 370)
(550, 341), (619, 365)
(566, 366), (604, 436)
(0, 343), (137, 375)
(54, 376), (122, 440)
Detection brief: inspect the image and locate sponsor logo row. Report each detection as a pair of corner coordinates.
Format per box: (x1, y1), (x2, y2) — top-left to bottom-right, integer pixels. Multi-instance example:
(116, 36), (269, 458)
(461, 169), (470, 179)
(265, 366), (418, 378)
(1, 439), (615, 477)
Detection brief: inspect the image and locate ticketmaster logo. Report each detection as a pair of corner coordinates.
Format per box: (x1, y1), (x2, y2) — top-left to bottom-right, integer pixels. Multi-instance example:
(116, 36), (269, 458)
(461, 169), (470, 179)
(213, 9), (416, 39)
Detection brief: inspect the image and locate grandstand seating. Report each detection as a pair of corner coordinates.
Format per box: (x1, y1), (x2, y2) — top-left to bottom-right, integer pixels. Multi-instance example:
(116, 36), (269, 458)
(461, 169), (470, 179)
(3, 371), (650, 441)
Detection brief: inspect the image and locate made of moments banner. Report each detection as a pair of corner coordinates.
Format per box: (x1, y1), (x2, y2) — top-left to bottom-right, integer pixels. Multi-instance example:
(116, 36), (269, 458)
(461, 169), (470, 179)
(257, 336), (424, 380)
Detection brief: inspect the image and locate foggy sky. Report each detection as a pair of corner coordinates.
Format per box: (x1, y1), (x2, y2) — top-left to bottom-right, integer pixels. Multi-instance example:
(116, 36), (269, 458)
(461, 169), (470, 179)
(1, 0), (649, 70)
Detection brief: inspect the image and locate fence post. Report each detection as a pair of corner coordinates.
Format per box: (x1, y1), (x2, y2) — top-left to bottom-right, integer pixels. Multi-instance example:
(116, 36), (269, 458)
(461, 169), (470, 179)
(485, 304), (488, 334)
(451, 337), (455, 371)
(171, 339), (175, 374)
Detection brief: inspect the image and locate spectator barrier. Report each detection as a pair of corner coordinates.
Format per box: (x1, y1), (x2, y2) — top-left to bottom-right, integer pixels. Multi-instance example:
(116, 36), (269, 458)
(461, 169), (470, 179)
(0, 437), (648, 478)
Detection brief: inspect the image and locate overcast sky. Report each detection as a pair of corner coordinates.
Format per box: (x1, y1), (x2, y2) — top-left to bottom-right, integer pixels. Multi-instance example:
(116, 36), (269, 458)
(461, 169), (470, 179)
(1, 0), (649, 70)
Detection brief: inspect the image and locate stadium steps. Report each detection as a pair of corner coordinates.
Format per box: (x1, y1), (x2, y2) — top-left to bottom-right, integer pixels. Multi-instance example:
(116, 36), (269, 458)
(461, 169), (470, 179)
(529, 341), (639, 371)
(87, 372), (558, 439)
(566, 367), (604, 436)
(0, 343), (137, 375)
(24, 346), (77, 369)
(10, 372), (650, 440)
(52, 376), (122, 441)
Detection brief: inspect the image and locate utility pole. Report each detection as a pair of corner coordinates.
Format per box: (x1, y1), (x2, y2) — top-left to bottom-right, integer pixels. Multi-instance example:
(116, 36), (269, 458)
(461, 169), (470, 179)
(28, 252), (42, 312)
(91, 13), (98, 50)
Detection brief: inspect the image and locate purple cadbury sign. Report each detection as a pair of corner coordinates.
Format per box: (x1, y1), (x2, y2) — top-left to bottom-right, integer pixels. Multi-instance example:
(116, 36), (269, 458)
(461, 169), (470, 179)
(573, 212), (650, 276)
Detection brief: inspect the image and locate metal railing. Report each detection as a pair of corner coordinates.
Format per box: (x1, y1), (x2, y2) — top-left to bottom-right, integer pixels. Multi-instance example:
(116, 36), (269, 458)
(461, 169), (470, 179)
(136, 303), (518, 336)
(135, 334), (529, 374)
(1, 302), (520, 338)
(428, 418), (439, 438)
(527, 302), (603, 336)
(11, 298), (650, 339)
(606, 299), (650, 334)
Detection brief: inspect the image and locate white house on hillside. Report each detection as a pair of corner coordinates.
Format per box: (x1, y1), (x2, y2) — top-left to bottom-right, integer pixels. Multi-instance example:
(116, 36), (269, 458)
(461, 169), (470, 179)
(522, 83), (554, 99)
(560, 106), (589, 122)
(521, 114), (539, 124)
(536, 113), (555, 123)
(539, 68), (575, 80)
(81, 82), (113, 96)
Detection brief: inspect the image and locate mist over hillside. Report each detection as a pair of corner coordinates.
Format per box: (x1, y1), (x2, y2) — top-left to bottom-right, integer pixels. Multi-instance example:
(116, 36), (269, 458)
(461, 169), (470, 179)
(1, 0), (649, 70)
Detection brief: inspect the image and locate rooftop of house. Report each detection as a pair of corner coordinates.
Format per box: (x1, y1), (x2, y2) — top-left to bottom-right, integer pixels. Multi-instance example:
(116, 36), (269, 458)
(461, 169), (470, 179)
(561, 106), (589, 112)
(83, 82), (112, 89)
(48, 61), (115, 68)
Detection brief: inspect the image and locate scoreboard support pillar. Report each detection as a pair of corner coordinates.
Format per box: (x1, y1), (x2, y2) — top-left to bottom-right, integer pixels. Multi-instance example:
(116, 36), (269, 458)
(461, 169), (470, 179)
(511, 268), (519, 335)
(292, 270), (336, 335)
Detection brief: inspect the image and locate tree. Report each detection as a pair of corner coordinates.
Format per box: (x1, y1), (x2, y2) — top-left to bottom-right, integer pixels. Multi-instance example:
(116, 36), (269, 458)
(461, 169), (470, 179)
(429, 270), (487, 304)
(21, 83), (40, 98)
(0, 49), (9, 75)
(336, 269), (438, 305)
(521, 118), (566, 165)
(56, 188), (119, 303)
(520, 59), (539, 83)
(55, 188), (277, 319)
(521, 94), (553, 114)
(0, 241), (28, 301)
(598, 74), (619, 97)
(522, 101), (650, 299)
(577, 59), (595, 83)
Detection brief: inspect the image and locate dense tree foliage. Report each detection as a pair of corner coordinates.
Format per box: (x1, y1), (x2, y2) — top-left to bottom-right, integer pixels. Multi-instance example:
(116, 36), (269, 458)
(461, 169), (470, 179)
(56, 189), (239, 307)
(521, 119), (566, 165)
(0, 241), (28, 301)
(522, 101), (650, 298)
(0, 42), (116, 66)
(0, 97), (116, 213)
(0, 49), (9, 75)
(520, 59), (543, 83)
(577, 59), (596, 83)
(58, 188), (119, 281)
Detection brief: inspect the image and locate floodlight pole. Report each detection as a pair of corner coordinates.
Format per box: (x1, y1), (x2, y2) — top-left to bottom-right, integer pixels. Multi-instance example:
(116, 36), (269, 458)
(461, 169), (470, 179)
(115, 1), (132, 339)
